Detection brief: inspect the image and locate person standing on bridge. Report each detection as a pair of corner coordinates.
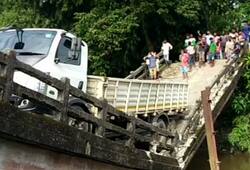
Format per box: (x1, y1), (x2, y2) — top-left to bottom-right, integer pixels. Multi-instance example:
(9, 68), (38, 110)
(180, 49), (189, 79)
(186, 41), (195, 71)
(205, 31), (214, 61)
(225, 37), (235, 60)
(145, 51), (157, 80)
(208, 38), (217, 66)
(197, 41), (205, 67)
(161, 40), (173, 65)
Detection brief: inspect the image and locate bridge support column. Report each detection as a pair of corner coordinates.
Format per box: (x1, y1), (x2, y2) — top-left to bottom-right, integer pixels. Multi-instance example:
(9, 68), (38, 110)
(201, 87), (220, 170)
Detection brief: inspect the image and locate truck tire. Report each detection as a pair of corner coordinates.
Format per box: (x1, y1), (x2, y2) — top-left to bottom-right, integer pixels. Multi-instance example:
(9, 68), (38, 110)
(69, 105), (92, 133)
(152, 116), (169, 149)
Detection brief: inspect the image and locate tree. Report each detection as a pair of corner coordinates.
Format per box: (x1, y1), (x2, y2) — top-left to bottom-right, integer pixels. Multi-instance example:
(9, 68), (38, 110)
(0, 0), (247, 76)
(74, 7), (140, 76)
(73, 0), (205, 76)
(228, 53), (250, 152)
(0, 1), (52, 28)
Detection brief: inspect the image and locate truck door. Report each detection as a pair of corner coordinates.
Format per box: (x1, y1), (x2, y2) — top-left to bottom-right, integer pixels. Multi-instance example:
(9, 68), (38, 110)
(47, 36), (87, 98)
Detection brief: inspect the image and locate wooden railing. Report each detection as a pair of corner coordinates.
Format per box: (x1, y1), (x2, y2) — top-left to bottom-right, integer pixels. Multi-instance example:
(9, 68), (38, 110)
(0, 51), (176, 155)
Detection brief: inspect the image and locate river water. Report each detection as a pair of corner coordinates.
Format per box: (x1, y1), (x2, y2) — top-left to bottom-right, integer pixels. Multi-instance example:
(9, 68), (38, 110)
(187, 144), (250, 170)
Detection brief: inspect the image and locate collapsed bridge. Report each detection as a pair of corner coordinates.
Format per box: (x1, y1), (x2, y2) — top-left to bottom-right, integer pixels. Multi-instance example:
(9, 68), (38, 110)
(0, 45), (248, 170)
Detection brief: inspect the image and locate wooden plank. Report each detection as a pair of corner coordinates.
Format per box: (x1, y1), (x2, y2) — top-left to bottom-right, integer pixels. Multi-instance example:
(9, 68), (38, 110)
(58, 78), (70, 123)
(125, 120), (136, 148)
(125, 57), (166, 80)
(69, 85), (104, 108)
(125, 63), (146, 79)
(2, 51), (16, 103)
(95, 100), (108, 137)
(67, 107), (132, 138)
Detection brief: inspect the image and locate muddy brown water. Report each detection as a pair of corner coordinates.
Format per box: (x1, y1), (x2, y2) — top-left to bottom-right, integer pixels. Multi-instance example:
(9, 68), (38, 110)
(187, 147), (250, 170)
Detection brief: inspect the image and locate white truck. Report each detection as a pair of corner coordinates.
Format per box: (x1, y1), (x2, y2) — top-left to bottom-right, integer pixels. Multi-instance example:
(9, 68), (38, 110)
(0, 28), (188, 126)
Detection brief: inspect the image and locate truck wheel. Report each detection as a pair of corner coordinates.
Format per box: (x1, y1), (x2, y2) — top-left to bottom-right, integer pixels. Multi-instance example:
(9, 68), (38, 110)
(69, 105), (92, 133)
(152, 117), (168, 147)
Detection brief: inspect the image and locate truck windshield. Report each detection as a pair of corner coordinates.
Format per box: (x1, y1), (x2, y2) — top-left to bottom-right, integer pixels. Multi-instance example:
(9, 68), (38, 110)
(0, 30), (56, 55)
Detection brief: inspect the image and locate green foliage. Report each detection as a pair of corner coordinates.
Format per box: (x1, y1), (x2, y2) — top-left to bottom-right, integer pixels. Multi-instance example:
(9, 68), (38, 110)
(243, 54), (250, 90)
(0, 0), (53, 28)
(211, 2), (250, 32)
(75, 7), (139, 76)
(0, 8), (51, 28)
(176, 0), (201, 23)
(229, 115), (250, 152)
(232, 94), (250, 115)
(229, 54), (250, 152)
(0, 0), (248, 76)
(73, 0), (208, 76)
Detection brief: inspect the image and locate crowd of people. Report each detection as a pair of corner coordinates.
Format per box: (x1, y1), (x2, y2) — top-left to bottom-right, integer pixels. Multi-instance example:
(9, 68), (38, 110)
(144, 23), (250, 80)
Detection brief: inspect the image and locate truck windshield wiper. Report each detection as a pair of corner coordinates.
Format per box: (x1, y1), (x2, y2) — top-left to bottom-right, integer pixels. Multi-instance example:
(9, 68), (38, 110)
(17, 52), (46, 55)
(0, 26), (25, 50)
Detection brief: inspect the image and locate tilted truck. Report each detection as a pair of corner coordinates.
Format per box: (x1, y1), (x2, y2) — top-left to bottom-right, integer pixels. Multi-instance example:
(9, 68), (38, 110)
(0, 27), (188, 128)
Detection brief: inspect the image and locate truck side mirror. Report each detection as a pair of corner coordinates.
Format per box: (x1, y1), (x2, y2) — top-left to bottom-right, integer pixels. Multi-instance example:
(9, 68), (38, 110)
(68, 37), (81, 60)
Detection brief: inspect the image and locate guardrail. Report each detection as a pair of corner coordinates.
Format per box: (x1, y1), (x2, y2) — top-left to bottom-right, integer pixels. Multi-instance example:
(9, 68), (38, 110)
(0, 51), (176, 156)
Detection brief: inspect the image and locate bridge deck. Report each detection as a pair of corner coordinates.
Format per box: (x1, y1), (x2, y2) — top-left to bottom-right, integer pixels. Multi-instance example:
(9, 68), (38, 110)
(161, 60), (228, 106)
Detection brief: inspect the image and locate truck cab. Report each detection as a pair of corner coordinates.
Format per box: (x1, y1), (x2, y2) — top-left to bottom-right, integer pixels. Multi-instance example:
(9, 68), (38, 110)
(0, 28), (88, 110)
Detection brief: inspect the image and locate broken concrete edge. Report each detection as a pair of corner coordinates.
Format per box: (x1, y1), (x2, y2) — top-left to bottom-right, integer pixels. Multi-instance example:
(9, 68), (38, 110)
(175, 61), (245, 170)
(0, 103), (181, 170)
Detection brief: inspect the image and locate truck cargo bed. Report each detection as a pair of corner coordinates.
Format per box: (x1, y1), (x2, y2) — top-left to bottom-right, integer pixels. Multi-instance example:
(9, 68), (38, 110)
(87, 75), (188, 115)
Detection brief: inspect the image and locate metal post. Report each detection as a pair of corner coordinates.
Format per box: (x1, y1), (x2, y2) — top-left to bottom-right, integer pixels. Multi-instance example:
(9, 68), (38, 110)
(201, 87), (220, 170)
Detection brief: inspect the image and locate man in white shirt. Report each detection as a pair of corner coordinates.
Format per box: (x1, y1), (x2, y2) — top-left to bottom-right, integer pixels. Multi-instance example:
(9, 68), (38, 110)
(161, 40), (173, 64)
(205, 31), (214, 46)
(186, 41), (195, 71)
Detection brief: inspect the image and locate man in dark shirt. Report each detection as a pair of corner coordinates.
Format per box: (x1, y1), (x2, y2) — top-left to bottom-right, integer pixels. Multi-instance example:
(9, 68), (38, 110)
(145, 51), (157, 80)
